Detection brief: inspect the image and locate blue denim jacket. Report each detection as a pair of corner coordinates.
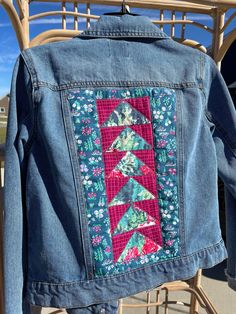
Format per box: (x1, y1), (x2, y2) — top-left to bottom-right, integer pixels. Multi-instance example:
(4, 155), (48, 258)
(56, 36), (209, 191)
(3, 14), (236, 314)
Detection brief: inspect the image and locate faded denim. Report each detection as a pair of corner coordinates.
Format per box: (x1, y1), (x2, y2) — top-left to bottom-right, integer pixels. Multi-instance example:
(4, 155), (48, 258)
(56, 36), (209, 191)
(3, 14), (236, 314)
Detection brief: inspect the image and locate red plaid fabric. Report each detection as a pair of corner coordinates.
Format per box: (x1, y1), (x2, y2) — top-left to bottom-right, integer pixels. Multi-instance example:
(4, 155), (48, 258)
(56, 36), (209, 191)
(97, 96), (163, 262)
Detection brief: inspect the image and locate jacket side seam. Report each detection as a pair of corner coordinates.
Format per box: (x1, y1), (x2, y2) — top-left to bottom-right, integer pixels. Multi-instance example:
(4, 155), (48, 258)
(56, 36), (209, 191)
(205, 113), (236, 157)
(202, 54), (236, 157)
(176, 89), (186, 256)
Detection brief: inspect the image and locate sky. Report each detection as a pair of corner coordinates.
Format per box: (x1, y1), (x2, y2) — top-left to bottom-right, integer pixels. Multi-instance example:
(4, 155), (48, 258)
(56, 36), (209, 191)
(0, 2), (236, 99)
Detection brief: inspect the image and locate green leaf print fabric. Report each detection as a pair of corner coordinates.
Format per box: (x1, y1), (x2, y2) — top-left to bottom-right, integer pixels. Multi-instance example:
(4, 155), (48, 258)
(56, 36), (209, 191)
(102, 101), (150, 126)
(108, 151), (153, 177)
(117, 232), (161, 263)
(109, 178), (155, 206)
(113, 205), (157, 235)
(106, 127), (151, 152)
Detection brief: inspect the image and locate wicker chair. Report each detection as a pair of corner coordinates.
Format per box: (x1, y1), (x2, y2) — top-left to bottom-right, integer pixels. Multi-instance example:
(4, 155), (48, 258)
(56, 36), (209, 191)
(1, 1), (236, 313)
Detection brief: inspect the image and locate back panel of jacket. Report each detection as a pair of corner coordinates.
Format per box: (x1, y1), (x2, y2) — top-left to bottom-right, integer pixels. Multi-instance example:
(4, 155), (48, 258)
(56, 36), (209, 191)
(4, 14), (236, 314)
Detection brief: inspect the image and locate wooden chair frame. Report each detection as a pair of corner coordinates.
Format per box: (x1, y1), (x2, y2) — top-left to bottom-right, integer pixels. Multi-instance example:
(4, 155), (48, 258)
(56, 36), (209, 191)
(1, 0), (236, 64)
(1, 1), (236, 313)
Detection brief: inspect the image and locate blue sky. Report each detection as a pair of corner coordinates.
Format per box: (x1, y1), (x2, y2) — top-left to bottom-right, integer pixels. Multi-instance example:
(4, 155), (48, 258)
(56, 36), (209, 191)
(0, 2), (236, 98)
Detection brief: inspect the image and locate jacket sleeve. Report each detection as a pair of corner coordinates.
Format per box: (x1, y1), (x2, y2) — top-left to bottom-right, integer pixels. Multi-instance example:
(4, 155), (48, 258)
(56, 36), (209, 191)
(3, 53), (34, 314)
(204, 55), (236, 291)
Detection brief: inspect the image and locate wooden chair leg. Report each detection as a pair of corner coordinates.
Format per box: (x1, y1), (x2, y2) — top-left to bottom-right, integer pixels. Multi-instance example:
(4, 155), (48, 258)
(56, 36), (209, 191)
(189, 270), (202, 314)
(118, 269), (219, 314)
(156, 290), (160, 314)
(164, 288), (168, 314)
(118, 299), (123, 314)
(146, 292), (151, 314)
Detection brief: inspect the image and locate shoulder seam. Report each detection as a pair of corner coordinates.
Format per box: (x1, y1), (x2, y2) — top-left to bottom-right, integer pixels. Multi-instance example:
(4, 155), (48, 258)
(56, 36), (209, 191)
(20, 50), (38, 155)
(21, 49), (38, 86)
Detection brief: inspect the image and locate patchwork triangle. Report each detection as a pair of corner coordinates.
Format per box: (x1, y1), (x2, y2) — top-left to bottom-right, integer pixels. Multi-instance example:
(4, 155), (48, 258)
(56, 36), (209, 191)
(106, 127), (151, 152)
(102, 101), (150, 127)
(113, 205), (157, 235)
(108, 178), (155, 207)
(108, 152), (154, 178)
(117, 232), (161, 263)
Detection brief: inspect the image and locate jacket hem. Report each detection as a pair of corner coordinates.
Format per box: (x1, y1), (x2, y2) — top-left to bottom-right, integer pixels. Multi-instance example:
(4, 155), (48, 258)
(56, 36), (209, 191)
(25, 239), (227, 308)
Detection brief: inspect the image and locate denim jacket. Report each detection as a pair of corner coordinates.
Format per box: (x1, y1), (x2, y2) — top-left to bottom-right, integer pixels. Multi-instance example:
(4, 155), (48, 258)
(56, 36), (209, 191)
(3, 14), (236, 314)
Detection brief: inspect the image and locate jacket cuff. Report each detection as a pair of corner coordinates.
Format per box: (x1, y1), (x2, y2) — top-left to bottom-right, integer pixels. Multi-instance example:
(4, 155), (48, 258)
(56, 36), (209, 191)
(225, 269), (236, 291)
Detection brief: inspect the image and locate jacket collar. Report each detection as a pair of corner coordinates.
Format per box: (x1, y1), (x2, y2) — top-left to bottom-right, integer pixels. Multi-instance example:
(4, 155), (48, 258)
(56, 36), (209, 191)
(78, 14), (169, 39)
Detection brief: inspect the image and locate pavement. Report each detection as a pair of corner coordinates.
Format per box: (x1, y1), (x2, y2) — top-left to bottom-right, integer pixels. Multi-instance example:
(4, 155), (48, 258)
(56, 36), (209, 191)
(32, 260), (236, 314)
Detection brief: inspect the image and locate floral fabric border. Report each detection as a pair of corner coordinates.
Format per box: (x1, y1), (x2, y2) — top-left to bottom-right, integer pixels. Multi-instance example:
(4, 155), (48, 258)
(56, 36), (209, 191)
(67, 87), (179, 277)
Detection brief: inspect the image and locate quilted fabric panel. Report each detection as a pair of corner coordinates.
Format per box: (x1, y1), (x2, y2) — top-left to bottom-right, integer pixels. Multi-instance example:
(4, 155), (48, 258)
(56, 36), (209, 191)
(108, 199), (160, 234)
(100, 125), (153, 152)
(103, 150), (155, 178)
(117, 232), (162, 263)
(102, 100), (150, 126)
(67, 87), (179, 277)
(97, 96), (162, 263)
(112, 225), (163, 262)
(97, 95), (151, 126)
(108, 151), (154, 177)
(108, 177), (156, 206)
(113, 204), (158, 235)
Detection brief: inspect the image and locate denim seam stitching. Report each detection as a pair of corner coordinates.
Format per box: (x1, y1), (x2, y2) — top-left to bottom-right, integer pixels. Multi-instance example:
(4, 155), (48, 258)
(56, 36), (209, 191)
(61, 89), (92, 280)
(33, 81), (203, 90)
(28, 239), (225, 285)
(25, 253), (226, 308)
(61, 90), (95, 280)
(200, 52), (204, 83)
(79, 31), (169, 37)
(21, 50), (39, 154)
(176, 89), (186, 256)
(21, 50), (38, 86)
(25, 87), (40, 155)
(18, 55), (37, 155)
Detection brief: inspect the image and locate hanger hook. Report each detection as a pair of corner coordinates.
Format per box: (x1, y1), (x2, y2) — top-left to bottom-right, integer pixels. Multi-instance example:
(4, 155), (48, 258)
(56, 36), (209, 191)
(121, 0), (130, 14)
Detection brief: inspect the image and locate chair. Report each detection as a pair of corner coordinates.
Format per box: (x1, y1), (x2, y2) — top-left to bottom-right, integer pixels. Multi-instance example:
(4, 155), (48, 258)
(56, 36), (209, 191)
(1, 1), (236, 313)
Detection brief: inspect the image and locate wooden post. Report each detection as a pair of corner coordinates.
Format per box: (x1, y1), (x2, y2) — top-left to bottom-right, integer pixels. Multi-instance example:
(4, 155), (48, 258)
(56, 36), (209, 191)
(21, 0), (29, 48)
(212, 7), (225, 69)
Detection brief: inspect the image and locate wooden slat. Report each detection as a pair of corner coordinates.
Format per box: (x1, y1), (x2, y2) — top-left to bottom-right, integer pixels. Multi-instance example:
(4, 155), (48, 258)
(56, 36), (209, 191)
(62, 1), (66, 30)
(29, 11), (99, 21)
(171, 10), (175, 37)
(29, 0), (214, 14)
(74, 2), (78, 30)
(181, 12), (187, 39)
(16, 0), (24, 19)
(221, 11), (236, 32)
(0, 0), (28, 49)
(86, 3), (91, 29)
(29, 29), (82, 46)
(152, 19), (213, 33)
(159, 9), (164, 31)
(181, 0), (236, 8)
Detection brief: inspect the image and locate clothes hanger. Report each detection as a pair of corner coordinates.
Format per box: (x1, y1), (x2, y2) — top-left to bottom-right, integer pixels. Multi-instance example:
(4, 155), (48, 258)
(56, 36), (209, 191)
(103, 0), (140, 16)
